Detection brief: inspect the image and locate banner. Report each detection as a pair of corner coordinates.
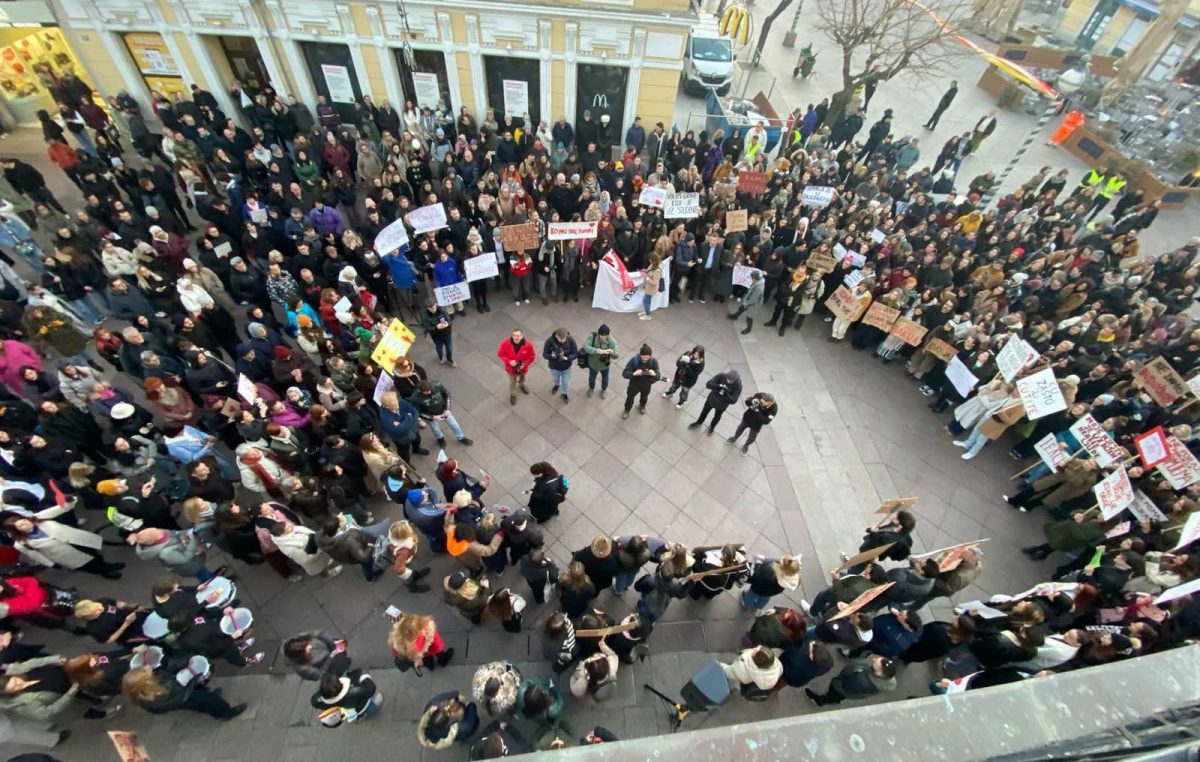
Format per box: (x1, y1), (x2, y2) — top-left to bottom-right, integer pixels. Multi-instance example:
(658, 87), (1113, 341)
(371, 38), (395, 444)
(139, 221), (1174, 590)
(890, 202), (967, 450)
(502, 79), (529, 117)
(1017, 367), (1066, 420)
(801, 185), (835, 207)
(592, 257), (670, 313)
(889, 317), (928, 347)
(411, 72), (441, 109)
(732, 265), (762, 289)
(1157, 436), (1200, 490)
(925, 338), (958, 362)
(997, 336), (1039, 382)
(664, 193), (701, 219)
(1069, 415), (1124, 468)
(547, 221), (598, 240)
(1135, 357), (1188, 406)
(638, 186), (667, 209)
(737, 170), (768, 194)
(945, 356), (979, 397)
(498, 222), (540, 252)
(321, 64), (355, 104)
(434, 282), (471, 307)
(464, 253), (499, 282)
(862, 302), (900, 331)
(1135, 426), (1170, 469)
(725, 209), (748, 233)
(1034, 433), (1071, 473)
(1093, 466), (1135, 521)
(370, 319), (416, 369)
(827, 285), (864, 323)
(373, 217), (409, 255)
(407, 203), (447, 234)
(372, 372), (394, 406)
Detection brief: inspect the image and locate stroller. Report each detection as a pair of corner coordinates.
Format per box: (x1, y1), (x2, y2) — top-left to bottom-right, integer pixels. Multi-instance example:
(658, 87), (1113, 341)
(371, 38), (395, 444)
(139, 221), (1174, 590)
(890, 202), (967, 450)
(644, 659), (732, 731)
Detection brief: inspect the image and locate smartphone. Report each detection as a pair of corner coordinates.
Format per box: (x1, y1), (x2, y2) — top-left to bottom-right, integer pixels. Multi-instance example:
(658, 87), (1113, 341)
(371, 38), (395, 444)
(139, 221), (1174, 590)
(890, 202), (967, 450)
(384, 605), (401, 620)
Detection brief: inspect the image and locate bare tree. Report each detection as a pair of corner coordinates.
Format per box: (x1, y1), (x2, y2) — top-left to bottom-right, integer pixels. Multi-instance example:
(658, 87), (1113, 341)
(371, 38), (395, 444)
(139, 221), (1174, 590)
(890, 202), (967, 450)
(813, 0), (973, 124)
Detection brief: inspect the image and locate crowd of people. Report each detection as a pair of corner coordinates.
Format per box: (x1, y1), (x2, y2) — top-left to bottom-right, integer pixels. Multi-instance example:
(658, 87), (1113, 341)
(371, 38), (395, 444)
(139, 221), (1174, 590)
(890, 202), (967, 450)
(0, 65), (1198, 756)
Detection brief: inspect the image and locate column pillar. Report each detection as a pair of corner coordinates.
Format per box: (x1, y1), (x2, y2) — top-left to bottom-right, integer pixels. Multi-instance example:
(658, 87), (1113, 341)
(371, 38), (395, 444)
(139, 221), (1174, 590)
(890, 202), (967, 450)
(182, 31), (242, 125)
(623, 29), (646, 136)
(335, 5), (373, 99)
(465, 14), (487, 118)
(265, 1), (318, 104)
(538, 20), (552, 125)
(367, 7), (404, 106)
(437, 12), (464, 115)
(563, 23), (579, 122)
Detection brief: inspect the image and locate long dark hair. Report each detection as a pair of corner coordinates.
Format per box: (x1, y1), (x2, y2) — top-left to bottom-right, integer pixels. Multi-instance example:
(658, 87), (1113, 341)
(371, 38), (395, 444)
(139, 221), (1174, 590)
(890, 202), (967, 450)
(530, 461), (559, 479)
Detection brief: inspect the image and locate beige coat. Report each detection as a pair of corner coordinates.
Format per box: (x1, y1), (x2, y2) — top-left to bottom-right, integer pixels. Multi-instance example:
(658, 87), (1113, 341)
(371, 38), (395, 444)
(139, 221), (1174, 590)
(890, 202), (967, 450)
(979, 398), (1027, 440)
(1032, 459), (1099, 507)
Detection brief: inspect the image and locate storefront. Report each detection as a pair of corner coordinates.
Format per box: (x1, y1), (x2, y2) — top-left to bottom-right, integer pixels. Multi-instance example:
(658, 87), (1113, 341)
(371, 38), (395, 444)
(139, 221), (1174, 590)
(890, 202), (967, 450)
(397, 47), (451, 111)
(483, 54), (539, 127)
(217, 36), (270, 93)
(122, 32), (187, 99)
(575, 63), (628, 144)
(301, 41), (360, 122)
(0, 0), (91, 124)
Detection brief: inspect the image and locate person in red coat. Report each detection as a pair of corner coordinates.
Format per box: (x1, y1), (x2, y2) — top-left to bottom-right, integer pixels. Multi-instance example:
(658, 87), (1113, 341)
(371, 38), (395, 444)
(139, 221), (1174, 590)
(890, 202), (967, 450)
(497, 328), (536, 406)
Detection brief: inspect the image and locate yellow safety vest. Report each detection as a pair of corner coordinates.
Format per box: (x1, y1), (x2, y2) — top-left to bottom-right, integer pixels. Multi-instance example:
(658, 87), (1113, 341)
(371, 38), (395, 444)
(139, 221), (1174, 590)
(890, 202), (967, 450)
(1078, 169), (1105, 189)
(1098, 176), (1126, 199)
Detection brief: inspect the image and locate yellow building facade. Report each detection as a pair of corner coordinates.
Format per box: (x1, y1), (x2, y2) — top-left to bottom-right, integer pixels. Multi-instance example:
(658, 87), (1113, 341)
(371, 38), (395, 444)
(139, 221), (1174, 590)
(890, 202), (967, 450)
(26, 0), (696, 134)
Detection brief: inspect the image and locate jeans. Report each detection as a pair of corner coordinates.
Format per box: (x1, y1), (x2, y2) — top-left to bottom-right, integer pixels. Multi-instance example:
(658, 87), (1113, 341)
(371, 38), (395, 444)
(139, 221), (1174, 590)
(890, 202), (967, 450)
(613, 569), (637, 593)
(959, 421), (989, 457)
(550, 367), (571, 395)
(68, 296), (104, 324)
(588, 367), (610, 391)
(432, 333), (453, 362)
(71, 128), (97, 156)
(741, 588), (771, 610)
(513, 277), (530, 301)
(538, 274), (557, 299)
(642, 294), (653, 315)
(429, 412), (465, 441)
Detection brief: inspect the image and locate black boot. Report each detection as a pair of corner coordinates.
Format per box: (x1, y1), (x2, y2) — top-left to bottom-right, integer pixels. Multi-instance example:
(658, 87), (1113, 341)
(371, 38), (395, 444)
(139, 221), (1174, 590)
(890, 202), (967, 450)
(422, 655), (437, 671)
(411, 566), (431, 581)
(436, 647), (454, 667)
(741, 318), (753, 335)
(407, 578), (431, 593)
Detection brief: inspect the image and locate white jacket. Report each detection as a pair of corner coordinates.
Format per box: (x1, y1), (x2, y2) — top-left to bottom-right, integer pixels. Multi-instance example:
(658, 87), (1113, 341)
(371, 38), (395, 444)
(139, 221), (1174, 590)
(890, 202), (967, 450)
(274, 526), (333, 576)
(722, 649), (782, 691)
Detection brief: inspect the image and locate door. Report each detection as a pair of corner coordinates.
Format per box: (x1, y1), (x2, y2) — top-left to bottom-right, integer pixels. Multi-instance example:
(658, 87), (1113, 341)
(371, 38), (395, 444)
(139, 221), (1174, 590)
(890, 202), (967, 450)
(219, 36), (270, 92)
(1075, 0), (1119, 51)
(483, 54), (539, 128)
(397, 48), (451, 110)
(575, 63), (628, 149)
(301, 42), (360, 122)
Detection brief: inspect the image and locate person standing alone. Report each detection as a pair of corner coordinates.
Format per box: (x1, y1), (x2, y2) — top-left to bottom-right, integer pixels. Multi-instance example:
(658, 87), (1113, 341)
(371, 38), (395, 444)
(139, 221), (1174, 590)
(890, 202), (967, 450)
(924, 81), (957, 131)
(542, 328), (578, 405)
(621, 345), (660, 420)
(497, 328), (536, 406)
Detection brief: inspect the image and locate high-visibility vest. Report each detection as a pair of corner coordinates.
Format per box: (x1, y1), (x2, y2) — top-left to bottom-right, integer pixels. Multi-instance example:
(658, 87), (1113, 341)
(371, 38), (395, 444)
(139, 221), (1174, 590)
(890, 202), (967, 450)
(1078, 169), (1105, 189)
(1098, 176), (1126, 199)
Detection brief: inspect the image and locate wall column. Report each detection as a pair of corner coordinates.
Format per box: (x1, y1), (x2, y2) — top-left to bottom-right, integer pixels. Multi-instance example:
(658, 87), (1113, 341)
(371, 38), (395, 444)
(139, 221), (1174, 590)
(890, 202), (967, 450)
(264, 1), (317, 104)
(367, 7), (404, 107)
(335, 5), (374, 99)
(182, 31), (242, 125)
(563, 23), (579, 122)
(538, 20), (552, 125)
(623, 29), (646, 135)
(465, 14), (487, 118)
(438, 13), (464, 114)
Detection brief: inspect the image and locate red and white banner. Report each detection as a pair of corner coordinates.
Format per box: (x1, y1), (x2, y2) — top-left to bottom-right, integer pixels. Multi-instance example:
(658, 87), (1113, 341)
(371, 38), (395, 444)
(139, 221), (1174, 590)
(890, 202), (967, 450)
(1093, 466), (1135, 521)
(591, 256), (669, 314)
(547, 221), (598, 241)
(1134, 426), (1171, 469)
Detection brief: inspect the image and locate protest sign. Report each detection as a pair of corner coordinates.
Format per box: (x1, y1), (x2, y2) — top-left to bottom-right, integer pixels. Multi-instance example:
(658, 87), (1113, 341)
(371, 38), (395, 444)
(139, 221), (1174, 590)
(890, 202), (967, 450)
(547, 221), (598, 240)
(945, 356), (979, 397)
(801, 185), (835, 207)
(249, 208), (267, 224)
(664, 193), (701, 219)
(1173, 512), (1200, 551)
(1034, 433), (1071, 473)
(889, 317), (928, 347)
(737, 170), (768, 195)
(725, 209), (748, 233)
(1157, 435), (1200, 490)
(1156, 578), (1200, 606)
(373, 217), (409, 254)
(997, 336), (1039, 382)
(1189, 374), (1200, 400)
(213, 241), (232, 258)
(1093, 466), (1135, 521)
(712, 183), (737, 201)
(955, 601), (1007, 620)
(876, 497), (918, 514)
(464, 253), (499, 282)
(1069, 415), (1124, 468)
(1017, 367), (1067, 420)
(638, 186), (667, 209)
(1135, 426), (1171, 469)
(1134, 357), (1189, 406)
(333, 296), (352, 315)
(862, 302), (900, 331)
(498, 222), (540, 252)
(1128, 490), (1168, 524)
(805, 251), (837, 273)
(406, 203), (447, 234)
(370, 319), (416, 369)
(942, 674), (976, 695)
(372, 372), (394, 406)
(237, 373), (257, 404)
(827, 285), (864, 323)
(925, 338), (958, 362)
(836, 544), (895, 571)
(870, 228), (885, 244)
(1105, 522), (1131, 539)
(434, 282), (471, 307)
(732, 265), (763, 289)
(843, 270), (865, 288)
(849, 252), (867, 268)
(592, 257), (670, 313)
(828, 583), (894, 621)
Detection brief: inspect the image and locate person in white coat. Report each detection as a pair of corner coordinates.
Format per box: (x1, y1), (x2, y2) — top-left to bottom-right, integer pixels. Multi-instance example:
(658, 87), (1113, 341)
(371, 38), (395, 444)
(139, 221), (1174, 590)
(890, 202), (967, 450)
(2, 505), (124, 578)
(722, 646), (783, 695)
(268, 520), (342, 578)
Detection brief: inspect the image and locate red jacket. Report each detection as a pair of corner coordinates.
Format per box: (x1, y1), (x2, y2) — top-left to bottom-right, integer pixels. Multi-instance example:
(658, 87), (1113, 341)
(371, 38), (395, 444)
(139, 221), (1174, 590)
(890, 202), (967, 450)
(48, 142), (78, 170)
(497, 337), (536, 376)
(0, 576), (49, 617)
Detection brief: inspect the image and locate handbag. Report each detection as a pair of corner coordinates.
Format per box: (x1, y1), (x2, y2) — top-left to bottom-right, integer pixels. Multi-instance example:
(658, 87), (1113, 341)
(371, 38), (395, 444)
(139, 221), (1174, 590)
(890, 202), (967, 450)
(577, 332), (596, 369)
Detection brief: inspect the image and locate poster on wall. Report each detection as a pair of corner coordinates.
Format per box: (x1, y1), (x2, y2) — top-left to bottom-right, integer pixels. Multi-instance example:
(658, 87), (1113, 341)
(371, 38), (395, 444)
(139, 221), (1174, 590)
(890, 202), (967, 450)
(502, 79), (529, 118)
(124, 33), (180, 76)
(411, 72), (441, 109)
(321, 64), (355, 104)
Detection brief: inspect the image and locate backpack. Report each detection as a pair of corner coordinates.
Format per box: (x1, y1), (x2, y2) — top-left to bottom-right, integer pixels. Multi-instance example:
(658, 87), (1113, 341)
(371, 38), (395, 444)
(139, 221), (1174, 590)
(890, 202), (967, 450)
(577, 333), (595, 368)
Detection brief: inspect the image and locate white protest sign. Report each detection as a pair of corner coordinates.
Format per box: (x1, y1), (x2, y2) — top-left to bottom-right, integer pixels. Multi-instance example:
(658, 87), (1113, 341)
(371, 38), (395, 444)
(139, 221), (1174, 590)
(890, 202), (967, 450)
(1173, 512), (1200, 551)
(321, 64), (355, 103)
(849, 253), (867, 268)
(502, 79), (529, 118)
(406, 203), (448, 234)
(411, 72), (441, 109)
(997, 335), (1039, 382)
(732, 265), (762, 289)
(1188, 374), (1200, 400)
(1156, 578), (1200, 606)
(249, 208), (267, 224)
(801, 185), (835, 207)
(237, 373), (257, 404)
(1017, 367), (1066, 421)
(1093, 466), (1135, 521)
(1157, 436), (1200, 490)
(463, 253), (499, 282)
(844, 270), (865, 288)
(1128, 490), (1168, 524)
(946, 356), (980, 398)
(547, 221), (598, 241)
(373, 217), (410, 255)
(954, 601), (1006, 619)
(434, 282), (471, 307)
(333, 296), (352, 314)
(664, 193), (701, 219)
(638, 186), (667, 209)
(1105, 521), (1131, 539)
(1034, 433), (1071, 473)
(372, 371), (394, 406)
(870, 229), (885, 244)
(1069, 415), (1124, 468)
(213, 242), (232, 258)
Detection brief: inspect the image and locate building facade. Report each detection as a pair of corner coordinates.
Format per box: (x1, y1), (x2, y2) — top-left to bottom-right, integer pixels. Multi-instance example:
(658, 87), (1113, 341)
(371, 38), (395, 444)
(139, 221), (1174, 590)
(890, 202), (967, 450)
(1054, 0), (1199, 83)
(4, 0), (697, 135)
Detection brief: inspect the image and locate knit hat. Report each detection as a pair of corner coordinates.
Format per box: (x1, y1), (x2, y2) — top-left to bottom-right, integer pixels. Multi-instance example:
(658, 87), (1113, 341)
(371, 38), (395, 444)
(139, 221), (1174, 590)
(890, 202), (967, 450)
(296, 315), (314, 328)
(247, 322), (266, 337)
(182, 258), (198, 270)
(230, 256), (245, 266)
(448, 570), (468, 590)
(111, 402), (135, 420)
(639, 344), (652, 355)
(96, 479), (124, 496)
(273, 345), (291, 360)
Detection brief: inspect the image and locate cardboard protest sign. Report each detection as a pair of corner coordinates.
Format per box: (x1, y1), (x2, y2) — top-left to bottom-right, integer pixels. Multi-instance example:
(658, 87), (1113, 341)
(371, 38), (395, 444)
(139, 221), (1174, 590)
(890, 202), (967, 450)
(1128, 490), (1168, 524)
(1069, 415), (1124, 468)
(732, 265), (763, 289)
(1135, 357), (1189, 406)
(1135, 426), (1171, 469)
(737, 170), (769, 195)
(664, 193), (701, 219)
(369, 319), (416, 369)
(925, 338), (958, 362)
(1156, 436), (1200, 490)
(801, 185), (835, 207)
(373, 217), (410, 254)
(997, 335), (1039, 382)
(862, 302), (900, 331)
(945, 356), (979, 397)
(498, 222), (540, 252)
(1017, 367), (1067, 420)
(843, 270), (865, 288)
(876, 497), (918, 514)
(406, 203), (448, 234)
(1155, 578), (1200, 606)
(638, 186), (667, 209)
(547, 221), (598, 240)
(464, 253), (499, 282)
(911, 539), (990, 561)
(889, 317), (928, 347)
(372, 371), (394, 406)
(1173, 512), (1200, 551)
(108, 731), (151, 762)
(434, 282), (471, 307)
(1093, 466), (1135, 521)
(236, 373), (258, 404)
(828, 583), (894, 621)
(836, 543), (895, 571)
(1034, 433), (1072, 473)
(725, 209), (748, 233)
(827, 285), (865, 323)
(805, 251), (837, 273)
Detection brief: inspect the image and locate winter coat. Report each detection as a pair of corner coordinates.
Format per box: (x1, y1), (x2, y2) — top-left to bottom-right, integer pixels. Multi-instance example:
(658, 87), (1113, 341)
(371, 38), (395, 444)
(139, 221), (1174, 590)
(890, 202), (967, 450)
(581, 332), (619, 372)
(542, 334), (579, 372)
(978, 398), (1027, 440)
(722, 649), (783, 691)
(1043, 517), (1105, 552)
(13, 505), (104, 569)
(869, 613), (923, 657)
(471, 661), (521, 716)
(779, 644), (833, 687)
(497, 337), (536, 376)
(740, 393), (778, 428)
(274, 525), (333, 576)
(23, 309), (87, 356)
(418, 692), (479, 750)
(1031, 459), (1099, 508)
(704, 373), (742, 408)
(622, 355), (661, 391)
(672, 353), (705, 387)
(827, 656), (896, 699)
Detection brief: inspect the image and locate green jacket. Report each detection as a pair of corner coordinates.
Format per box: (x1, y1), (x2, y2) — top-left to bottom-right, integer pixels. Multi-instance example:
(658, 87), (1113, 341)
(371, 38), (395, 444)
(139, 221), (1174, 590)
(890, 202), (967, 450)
(1044, 518), (1105, 552)
(0, 657), (77, 720)
(582, 332), (619, 372)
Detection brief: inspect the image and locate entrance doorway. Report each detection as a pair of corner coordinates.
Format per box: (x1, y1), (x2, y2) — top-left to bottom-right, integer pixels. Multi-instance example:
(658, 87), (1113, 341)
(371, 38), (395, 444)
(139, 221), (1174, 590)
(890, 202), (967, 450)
(301, 42), (360, 122)
(396, 48), (451, 110)
(218, 36), (270, 92)
(575, 63), (628, 147)
(483, 54), (539, 128)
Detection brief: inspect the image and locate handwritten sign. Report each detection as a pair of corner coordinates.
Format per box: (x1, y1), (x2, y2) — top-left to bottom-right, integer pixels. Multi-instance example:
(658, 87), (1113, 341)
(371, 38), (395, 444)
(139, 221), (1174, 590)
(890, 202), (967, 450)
(1135, 357), (1188, 407)
(1093, 466), (1135, 521)
(237, 373), (257, 404)
(843, 270), (865, 288)
(464, 253), (499, 282)
(1105, 521), (1131, 539)
(372, 371), (394, 406)
(805, 252), (837, 273)
(664, 193), (701, 219)
(828, 583), (894, 621)
(889, 317), (928, 347)
(1135, 426), (1170, 469)
(1157, 436), (1200, 490)
(1034, 433), (1071, 473)
(498, 222), (540, 252)
(1188, 374), (1200, 400)
(1069, 415), (1124, 468)
(547, 221), (598, 240)
(737, 170), (769, 195)
(213, 241), (232, 258)
(827, 285), (864, 323)
(862, 302), (900, 331)
(725, 209), (748, 233)
(925, 338), (958, 362)
(1172, 512), (1200, 551)
(801, 185), (835, 207)
(732, 265), (762, 289)
(945, 356), (979, 397)
(434, 282), (471, 307)
(1128, 490), (1168, 524)
(1017, 367), (1066, 421)
(373, 217), (410, 254)
(406, 203), (447, 234)
(638, 186), (667, 209)
(997, 336), (1040, 382)
(1156, 577), (1200, 606)
(369, 318), (416, 369)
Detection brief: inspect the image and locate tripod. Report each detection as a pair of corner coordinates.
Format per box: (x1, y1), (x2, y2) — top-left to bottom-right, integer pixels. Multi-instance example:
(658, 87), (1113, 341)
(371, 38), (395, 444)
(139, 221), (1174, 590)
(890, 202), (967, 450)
(643, 683), (690, 732)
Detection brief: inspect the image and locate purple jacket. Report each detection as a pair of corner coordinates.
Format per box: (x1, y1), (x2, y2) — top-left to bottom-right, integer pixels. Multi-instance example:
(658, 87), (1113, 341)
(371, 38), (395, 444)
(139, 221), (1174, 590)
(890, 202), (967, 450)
(308, 205), (345, 237)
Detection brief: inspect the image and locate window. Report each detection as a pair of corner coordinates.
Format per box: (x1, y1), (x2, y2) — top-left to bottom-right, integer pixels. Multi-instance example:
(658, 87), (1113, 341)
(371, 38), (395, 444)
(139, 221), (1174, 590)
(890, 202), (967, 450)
(1110, 15), (1149, 57)
(691, 37), (732, 62)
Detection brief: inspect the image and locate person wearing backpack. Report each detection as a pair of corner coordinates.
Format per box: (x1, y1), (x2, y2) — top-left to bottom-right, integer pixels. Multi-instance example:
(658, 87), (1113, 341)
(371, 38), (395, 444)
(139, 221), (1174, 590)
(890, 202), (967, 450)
(581, 324), (619, 399)
(526, 462), (568, 523)
(312, 670), (382, 727)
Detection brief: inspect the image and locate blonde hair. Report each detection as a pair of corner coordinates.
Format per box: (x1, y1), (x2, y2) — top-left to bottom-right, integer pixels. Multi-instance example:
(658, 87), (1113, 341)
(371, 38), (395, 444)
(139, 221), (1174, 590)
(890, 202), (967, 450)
(380, 391), (398, 407)
(386, 612), (435, 659)
(388, 520), (418, 547)
(122, 666), (167, 702)
(590, 535), (613, 557)
(452, 490), (474, 508)
(68, 461), (94, 488)
(181, 496), (209, 524)
(73, 599), (104, 619)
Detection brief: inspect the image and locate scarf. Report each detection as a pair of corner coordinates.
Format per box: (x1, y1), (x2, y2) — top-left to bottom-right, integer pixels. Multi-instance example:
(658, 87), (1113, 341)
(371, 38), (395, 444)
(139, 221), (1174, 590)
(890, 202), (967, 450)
(241, 451), (291, 499)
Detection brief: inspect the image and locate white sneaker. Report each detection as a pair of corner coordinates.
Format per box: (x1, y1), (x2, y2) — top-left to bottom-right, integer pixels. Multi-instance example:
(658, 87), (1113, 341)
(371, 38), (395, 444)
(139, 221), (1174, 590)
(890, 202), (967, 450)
(325, 564), (343, 577)
(524, 299), (530, 304)
(675, 402), (684, 409)
(800, 599), (811, 613)
(515, 300), (521, 305)
(961, 452), (976, 460)
(952, 440), (969, 448)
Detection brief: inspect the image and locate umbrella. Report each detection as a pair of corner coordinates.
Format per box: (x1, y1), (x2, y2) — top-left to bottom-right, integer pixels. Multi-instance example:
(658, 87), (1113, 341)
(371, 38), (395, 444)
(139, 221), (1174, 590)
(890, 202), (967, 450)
(1101, 0), (1190, 105)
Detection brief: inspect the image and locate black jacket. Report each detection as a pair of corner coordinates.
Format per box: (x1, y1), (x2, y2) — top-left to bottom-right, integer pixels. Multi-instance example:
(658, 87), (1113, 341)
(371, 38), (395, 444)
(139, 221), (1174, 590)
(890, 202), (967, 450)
(542, 334), (578, 372)
(740, 393), (778, 428)
(704, 373), (742, 407)
(622, 355), (661, 390)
